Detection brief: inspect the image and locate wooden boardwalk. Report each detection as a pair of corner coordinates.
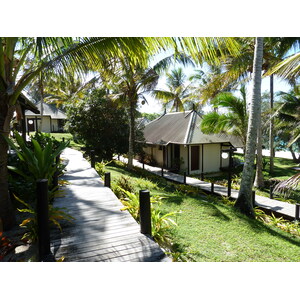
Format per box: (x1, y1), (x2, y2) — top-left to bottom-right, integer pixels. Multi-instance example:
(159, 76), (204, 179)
(50, 148), (169, 262)
(118, 156), (298, 221)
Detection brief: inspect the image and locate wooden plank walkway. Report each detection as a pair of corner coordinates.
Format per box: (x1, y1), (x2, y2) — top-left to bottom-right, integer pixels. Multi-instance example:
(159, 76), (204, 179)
(50, 148), (170, 262)
(118, 156), (298, 221)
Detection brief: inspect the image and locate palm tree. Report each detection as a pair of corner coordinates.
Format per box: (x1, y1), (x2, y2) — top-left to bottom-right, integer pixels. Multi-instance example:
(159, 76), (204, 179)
(275, 85), (300, 159)
(106, 61), (159, 169)
(234, 37), (264, 218)
(200, 85), (248, 149)
(151, 68), (193, 112)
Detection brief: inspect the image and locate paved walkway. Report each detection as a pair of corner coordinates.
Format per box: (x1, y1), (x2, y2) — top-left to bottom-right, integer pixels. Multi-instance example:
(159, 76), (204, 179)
(50, 148), (169, 262)
(118, 156), (298, 221)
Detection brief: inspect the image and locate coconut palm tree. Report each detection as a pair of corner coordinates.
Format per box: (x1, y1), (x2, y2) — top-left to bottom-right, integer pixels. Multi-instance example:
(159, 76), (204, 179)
(234, 37), (264, 218)
(105, 61), (160, 169)
(201, 85), (248, 149)
(275, 85), (300, 157)
(151, 68), (193, 112)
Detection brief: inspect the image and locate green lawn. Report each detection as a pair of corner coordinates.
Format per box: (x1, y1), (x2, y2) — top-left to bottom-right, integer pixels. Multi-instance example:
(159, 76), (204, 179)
(49, 132), (85, 151)
(105, 161), (300, 262)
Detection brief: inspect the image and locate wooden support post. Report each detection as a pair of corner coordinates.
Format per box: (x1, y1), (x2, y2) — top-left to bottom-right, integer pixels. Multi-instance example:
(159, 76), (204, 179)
(269, 185), (273, 199)
(62, 137), (65, 143)
(183, 172), (186, 184)
(201, 173), (204, 181)
(252, 190), (256, 207)
(211, 182), (214, 193)
(139, 190), (151, 236)
(118, 154), (120, 161)
(36, 179), (51, 261)
(295, 204), (300, 221)
(91, 150), (95, 168)
(161, 167), (163, 177)
(143, 162), (145, 170)
(104, 172), (111, 188)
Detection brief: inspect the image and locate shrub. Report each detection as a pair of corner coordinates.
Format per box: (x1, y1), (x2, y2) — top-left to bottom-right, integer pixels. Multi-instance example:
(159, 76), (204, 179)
(95, 160), (111, 178)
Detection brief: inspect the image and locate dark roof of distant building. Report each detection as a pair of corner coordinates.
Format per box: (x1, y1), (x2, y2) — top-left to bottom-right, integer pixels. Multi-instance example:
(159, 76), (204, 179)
(25, 101), (67, 119)
(141, 110), (243, 147)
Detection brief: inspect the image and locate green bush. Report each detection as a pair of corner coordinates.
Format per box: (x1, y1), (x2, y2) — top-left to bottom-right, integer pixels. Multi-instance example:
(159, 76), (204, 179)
(95, 161), (111, 178)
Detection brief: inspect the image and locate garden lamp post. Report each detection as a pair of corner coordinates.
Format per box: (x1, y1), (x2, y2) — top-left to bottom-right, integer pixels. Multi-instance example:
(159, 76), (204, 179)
(221, 146), (236, 197)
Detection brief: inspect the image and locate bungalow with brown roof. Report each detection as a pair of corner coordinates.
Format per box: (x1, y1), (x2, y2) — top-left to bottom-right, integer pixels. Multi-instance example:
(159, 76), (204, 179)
(139, 110), (243, 175)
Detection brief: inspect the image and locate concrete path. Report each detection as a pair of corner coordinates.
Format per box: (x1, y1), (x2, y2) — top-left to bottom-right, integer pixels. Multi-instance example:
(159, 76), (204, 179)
(50, 148), (169, 262)
(118, 156), (298, 221)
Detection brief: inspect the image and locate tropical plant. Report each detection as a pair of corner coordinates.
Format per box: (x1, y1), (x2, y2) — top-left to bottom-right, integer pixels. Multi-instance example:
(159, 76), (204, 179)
(201, 85), (248, 148)
(15, 194), (74, 242)
(6, 131), (68, 186)
(95, 160), (111, 179)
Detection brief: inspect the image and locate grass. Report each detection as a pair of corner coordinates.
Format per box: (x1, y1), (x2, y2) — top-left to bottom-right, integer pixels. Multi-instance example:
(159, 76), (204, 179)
(49, 132), (85, 151)
(105, 161), (300, 262)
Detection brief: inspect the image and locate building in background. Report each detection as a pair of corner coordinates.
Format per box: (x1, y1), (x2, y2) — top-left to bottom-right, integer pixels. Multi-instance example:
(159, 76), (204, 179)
(25, 101), (67, 133)
(139, 110), (243, 175)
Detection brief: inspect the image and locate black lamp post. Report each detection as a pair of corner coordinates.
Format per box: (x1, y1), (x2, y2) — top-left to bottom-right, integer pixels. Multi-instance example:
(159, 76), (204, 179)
(221, 146), (236, 197)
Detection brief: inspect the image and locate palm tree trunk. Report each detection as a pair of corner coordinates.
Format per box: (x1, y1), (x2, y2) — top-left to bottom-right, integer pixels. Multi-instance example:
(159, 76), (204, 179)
(39, 73), (44, 132)
(127, 100), (135, 170)
(235, 37), (264, 217)
(254, 123), (265, 188)
(269, 74), (274, 174)
(0, 101), (16, 230)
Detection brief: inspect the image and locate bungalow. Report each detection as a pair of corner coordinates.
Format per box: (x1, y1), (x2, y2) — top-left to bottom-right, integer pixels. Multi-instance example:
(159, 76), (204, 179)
(139, 110), (243, 175)
(25, 101), (67, 133)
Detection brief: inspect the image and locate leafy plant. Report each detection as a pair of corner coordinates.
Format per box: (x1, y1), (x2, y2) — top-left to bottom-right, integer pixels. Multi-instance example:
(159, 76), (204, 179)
(95, 160), (111, 178)
(119, 189), (179, 250)
(116, 176), (135, 194)
(15, 194), (74, 242)
(120, 188), (140, 220)
(6, 131), (69, 184)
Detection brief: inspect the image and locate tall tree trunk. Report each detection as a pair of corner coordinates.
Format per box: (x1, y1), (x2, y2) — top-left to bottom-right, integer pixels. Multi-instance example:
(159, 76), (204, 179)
(39, 73), (44, 132)
(0, 100), (16, 230)
(235, 37), (264, 218)
(254, 124), (265, 188)
(127, 100), (135, 170)
(269, 74), (274, 174)
(289, 146), (300, 163)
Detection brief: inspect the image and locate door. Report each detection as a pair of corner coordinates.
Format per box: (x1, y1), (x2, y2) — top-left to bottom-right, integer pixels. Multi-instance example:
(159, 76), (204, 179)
(27, 118), (35, 132)
(171, 144), (180, 169)
(191, 145), (200, 171)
